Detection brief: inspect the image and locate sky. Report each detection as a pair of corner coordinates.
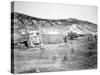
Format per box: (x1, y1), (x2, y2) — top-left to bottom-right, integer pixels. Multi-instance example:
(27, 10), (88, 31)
(13, 1), (98, 24)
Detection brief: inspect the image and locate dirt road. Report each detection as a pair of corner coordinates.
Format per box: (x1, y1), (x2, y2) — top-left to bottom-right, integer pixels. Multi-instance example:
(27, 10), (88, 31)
(14, 38), (97, 73)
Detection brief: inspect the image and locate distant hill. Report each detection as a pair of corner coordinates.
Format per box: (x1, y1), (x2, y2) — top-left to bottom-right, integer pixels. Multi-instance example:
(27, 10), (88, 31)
(11, 12), (97, 35)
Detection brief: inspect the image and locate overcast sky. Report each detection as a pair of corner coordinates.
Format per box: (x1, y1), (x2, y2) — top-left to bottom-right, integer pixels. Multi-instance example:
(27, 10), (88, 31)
(14, 1), (98, 24)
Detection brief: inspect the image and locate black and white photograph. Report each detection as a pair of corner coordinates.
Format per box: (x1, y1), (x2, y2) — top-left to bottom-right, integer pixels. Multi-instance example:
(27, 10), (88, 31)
(11, 1), (97, 74)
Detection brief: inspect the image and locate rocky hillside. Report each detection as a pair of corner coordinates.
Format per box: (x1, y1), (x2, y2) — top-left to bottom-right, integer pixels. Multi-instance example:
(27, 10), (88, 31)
(11, 12), (97, 35)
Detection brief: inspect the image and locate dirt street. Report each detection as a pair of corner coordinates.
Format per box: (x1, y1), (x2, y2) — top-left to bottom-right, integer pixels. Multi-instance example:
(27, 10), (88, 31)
(14, 38), (97, 73)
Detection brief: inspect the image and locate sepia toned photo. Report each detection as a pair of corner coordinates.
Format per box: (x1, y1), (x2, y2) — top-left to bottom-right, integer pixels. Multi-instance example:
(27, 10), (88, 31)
(11, 1), (97, 74)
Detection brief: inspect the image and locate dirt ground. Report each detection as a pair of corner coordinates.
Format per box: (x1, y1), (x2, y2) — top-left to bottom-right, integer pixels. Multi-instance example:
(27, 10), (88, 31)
(14, 37), (97, 73)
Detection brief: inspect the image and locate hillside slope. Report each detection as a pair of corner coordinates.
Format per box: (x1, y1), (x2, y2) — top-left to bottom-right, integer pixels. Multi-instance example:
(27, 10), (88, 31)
(11, 12), (97, 35)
